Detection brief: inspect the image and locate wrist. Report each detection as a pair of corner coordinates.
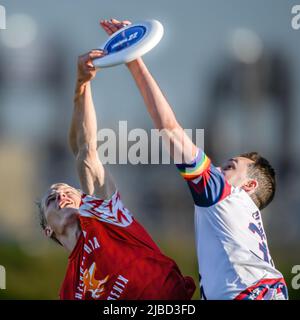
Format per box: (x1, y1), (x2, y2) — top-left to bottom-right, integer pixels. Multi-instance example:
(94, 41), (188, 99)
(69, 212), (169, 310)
(126, 58), (144, 72)
(76, 75), (90, 87)
(74, 81), (90, 102)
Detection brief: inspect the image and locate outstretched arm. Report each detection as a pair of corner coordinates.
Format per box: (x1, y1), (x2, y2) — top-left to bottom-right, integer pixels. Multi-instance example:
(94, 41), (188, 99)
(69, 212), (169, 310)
(99, 19), (230, 208)
(69, 50), (116, 198)
(100, 19), (197, 164)
(127, 58), (197, 163)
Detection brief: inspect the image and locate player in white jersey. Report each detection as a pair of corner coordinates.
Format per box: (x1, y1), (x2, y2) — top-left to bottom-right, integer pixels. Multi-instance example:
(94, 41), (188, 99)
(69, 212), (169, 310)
(102, 18), (289, 300)
(176, 151), (287, 299)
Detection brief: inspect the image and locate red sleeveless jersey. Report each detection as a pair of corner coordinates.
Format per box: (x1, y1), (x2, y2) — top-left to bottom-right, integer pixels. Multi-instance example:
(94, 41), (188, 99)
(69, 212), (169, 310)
(59, 191), (195, 300)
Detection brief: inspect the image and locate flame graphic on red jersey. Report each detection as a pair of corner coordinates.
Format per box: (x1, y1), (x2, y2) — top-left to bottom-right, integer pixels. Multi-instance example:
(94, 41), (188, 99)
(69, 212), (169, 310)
(83, 262), (109, 299)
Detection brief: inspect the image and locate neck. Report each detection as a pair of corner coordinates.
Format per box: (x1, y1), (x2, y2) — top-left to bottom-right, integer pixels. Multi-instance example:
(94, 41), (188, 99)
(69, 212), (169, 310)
(57, 221), (81, 253)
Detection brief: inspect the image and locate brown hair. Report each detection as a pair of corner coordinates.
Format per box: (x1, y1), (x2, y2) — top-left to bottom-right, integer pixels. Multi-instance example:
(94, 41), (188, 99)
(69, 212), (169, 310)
(239, 152), (276, 210)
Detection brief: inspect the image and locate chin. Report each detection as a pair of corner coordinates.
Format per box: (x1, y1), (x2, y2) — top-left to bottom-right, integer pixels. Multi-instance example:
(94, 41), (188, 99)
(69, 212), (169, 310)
(61, 207), (79, 224)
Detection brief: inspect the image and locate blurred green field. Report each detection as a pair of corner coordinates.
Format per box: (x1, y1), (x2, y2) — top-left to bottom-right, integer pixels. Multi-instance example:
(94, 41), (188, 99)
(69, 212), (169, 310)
(0, 239), (200, 300)
(0, 242), (68, 299)
(0, 241), (299, 300)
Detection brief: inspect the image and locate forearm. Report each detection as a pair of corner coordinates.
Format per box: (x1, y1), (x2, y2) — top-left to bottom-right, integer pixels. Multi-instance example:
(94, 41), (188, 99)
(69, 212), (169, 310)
(127, 59), (178, 130)
(70, 81), (98, 156)
(127, 59), (197, 162)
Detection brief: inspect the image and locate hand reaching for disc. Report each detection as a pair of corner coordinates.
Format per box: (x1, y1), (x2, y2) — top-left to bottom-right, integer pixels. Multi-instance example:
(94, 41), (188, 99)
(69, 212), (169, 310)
(95, 19), (163, 68)
(100, 18), (131, 36)
(77, 50), (105, 84)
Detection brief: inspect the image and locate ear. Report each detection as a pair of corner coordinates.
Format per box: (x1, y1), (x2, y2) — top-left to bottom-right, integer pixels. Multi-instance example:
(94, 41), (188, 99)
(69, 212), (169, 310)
(241, 179), (258, 194)
(44, 226), (54, 239)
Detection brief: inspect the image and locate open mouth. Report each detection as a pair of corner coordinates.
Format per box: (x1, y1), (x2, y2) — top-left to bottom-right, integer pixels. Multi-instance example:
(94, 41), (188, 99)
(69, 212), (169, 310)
(58, 199), (74, 209)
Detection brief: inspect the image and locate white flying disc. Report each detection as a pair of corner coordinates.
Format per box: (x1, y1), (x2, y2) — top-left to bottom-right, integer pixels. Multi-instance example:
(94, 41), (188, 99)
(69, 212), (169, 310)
(93, 20), (164, 68)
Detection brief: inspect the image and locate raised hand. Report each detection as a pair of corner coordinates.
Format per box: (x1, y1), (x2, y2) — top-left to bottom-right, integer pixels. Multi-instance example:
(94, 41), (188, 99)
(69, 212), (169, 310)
(77, 50), (105, 85)
(100, 18), (131, 36)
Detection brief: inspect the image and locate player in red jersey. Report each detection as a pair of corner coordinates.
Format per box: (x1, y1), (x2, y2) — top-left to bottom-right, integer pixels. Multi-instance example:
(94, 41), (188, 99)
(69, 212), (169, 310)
(37, 48), (195, 300)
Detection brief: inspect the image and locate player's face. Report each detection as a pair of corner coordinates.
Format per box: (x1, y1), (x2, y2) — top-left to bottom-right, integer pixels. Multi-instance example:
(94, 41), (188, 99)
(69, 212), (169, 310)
(42, 185), (82, 238)
(220, 157), (256, 189)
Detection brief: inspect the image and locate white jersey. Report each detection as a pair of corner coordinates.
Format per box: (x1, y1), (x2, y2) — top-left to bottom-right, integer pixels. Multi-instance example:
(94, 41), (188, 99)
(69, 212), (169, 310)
(177, 150), (288, 300)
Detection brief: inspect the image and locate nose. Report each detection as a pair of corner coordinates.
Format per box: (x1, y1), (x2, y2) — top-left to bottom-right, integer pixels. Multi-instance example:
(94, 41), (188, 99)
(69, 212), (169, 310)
(58, 192), (67, 201)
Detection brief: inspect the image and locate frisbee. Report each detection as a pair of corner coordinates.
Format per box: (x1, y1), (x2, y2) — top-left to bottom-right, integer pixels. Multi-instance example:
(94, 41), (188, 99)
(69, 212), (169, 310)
(93, 20), (164, 68)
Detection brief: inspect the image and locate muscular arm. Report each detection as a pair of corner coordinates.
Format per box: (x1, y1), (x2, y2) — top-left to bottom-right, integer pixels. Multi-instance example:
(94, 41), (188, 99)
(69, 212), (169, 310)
(98, 19), (228, 208)
(69, 51), (115, 198)
(100, 19), (197, 164)
(127, 58), (197, 163)
(126, 60), (231, 205)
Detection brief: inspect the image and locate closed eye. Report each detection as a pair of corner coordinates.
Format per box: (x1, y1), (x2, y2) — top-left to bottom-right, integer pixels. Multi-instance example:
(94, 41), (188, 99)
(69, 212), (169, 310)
(223, 162), (236, 170)
(46, 194), (56, 207)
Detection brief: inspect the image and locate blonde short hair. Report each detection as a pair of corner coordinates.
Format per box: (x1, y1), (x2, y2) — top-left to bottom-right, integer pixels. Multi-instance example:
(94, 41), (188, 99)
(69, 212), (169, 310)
(36, 183), (82, 245)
